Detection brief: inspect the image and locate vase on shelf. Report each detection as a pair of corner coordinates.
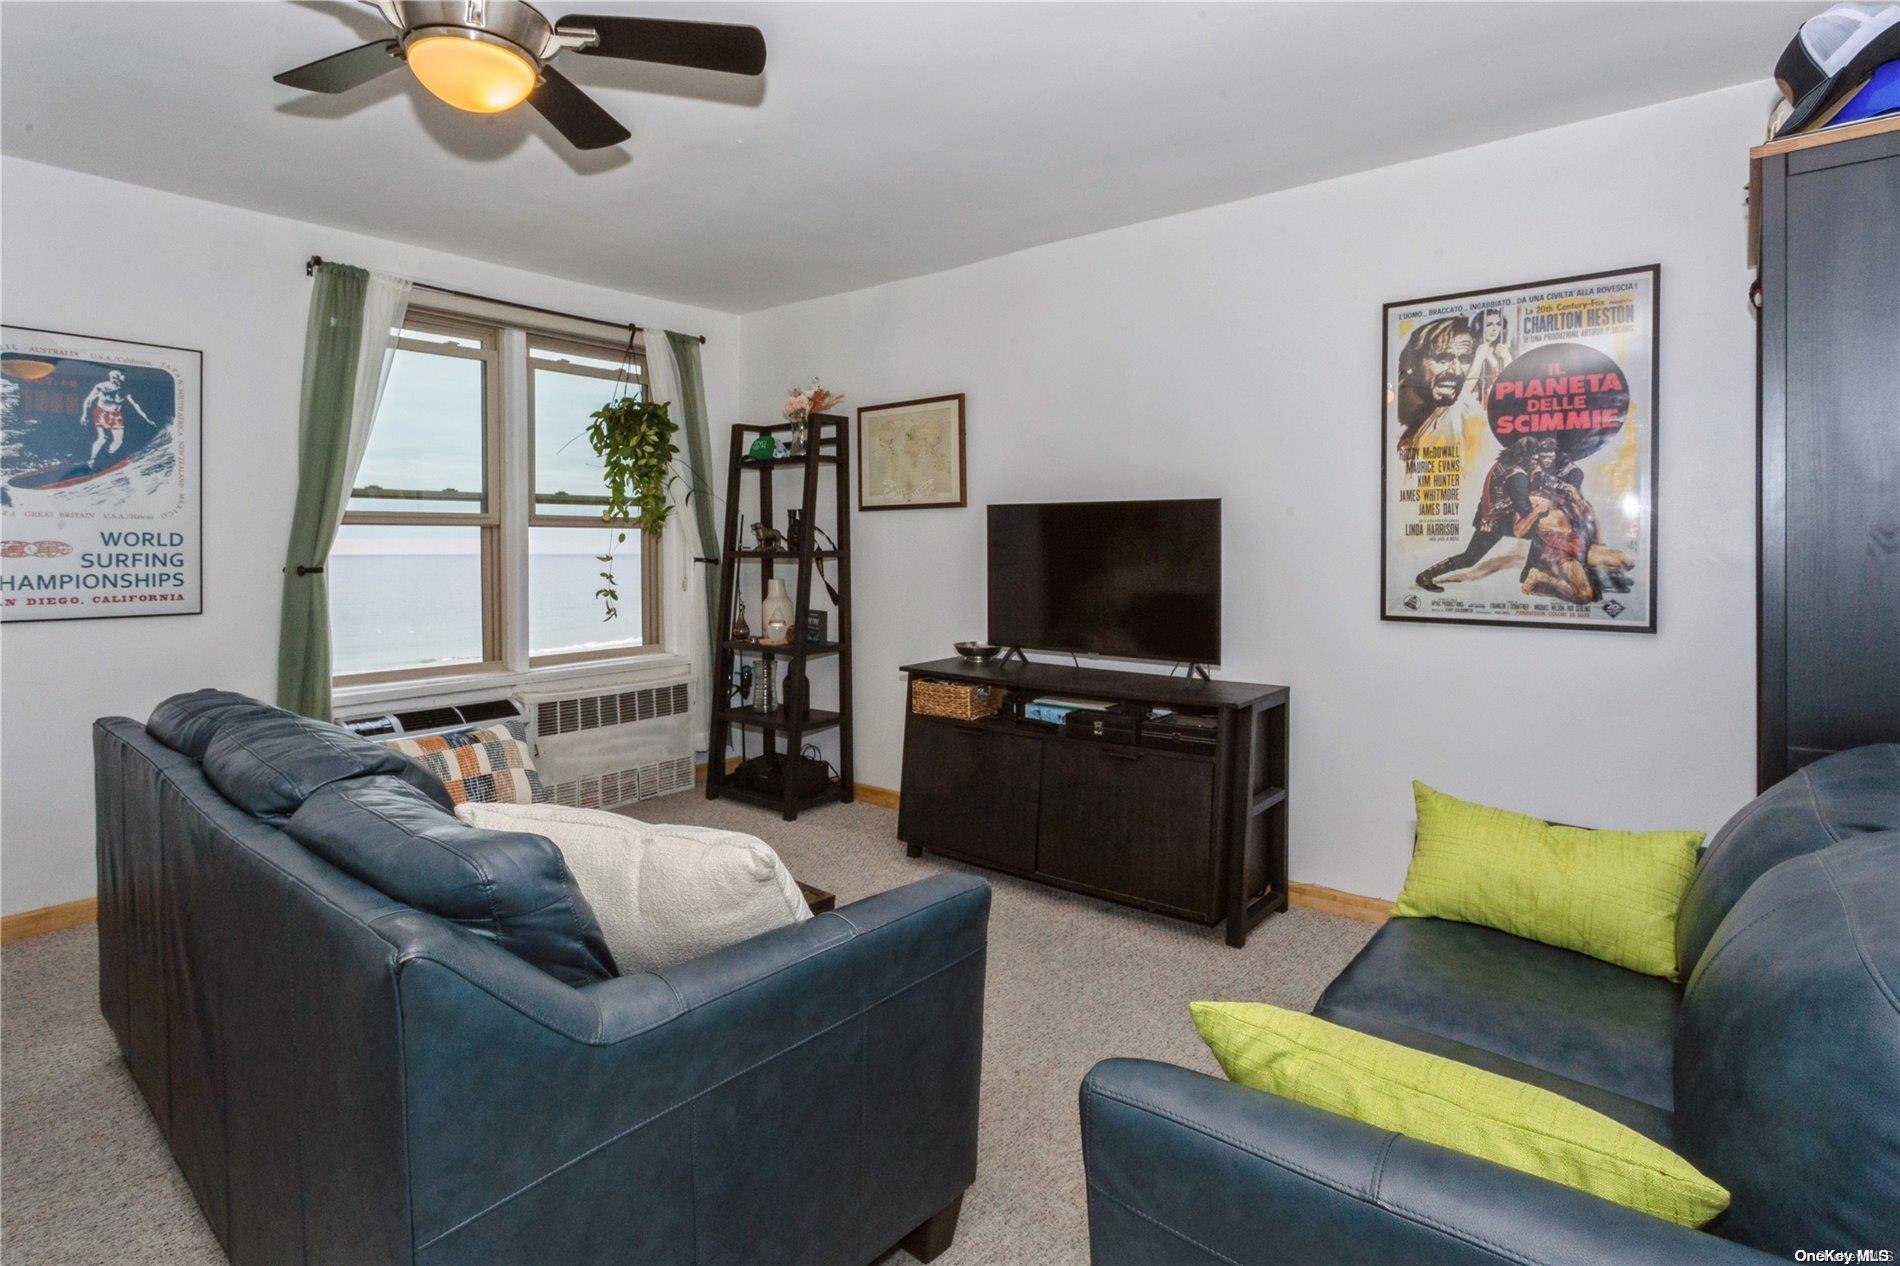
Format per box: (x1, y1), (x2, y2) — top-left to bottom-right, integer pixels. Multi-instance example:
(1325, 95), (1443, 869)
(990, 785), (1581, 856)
(782, 382), (841, 458)
(760, 578), (794, 645)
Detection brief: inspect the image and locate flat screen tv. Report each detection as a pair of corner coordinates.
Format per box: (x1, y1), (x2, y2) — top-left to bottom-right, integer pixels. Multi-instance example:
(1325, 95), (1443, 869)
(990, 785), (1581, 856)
(987, 498), (1220, 664)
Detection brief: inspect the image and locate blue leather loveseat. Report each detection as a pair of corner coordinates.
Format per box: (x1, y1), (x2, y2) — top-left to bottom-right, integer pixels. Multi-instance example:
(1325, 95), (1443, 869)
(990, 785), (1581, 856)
(1081, 744), (1899, 1264)
(95, 690), (989, 1265)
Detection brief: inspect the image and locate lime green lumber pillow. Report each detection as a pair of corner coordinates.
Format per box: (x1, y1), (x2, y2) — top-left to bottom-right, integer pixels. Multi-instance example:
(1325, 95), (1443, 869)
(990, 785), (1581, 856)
(1190, 1001), (1729, 1228)
(1393, 782), (1702, 980)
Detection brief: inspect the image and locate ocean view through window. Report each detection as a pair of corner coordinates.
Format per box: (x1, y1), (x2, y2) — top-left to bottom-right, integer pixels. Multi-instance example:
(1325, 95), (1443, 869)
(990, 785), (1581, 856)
(330, 309), (656, 685)
(329, 529), (641, 674)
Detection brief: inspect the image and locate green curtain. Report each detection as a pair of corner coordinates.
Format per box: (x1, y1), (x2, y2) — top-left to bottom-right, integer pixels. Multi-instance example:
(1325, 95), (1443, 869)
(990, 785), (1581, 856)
(665, 331), (722, 689)
(276, 263), (369, 719)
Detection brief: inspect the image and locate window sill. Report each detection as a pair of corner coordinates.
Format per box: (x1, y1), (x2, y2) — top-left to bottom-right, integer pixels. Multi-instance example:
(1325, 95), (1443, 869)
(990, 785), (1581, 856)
(332, 651), (693, 714)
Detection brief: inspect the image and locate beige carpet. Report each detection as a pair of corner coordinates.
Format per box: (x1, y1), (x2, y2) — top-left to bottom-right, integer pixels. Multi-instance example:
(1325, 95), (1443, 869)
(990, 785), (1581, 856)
(1, 792), (1376, 1265)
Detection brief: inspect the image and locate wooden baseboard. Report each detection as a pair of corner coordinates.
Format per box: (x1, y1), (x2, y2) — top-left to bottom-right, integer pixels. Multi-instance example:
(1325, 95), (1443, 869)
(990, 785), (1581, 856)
(1287, 882), (1392, 923)
(853, 782), (900, 810)
(694, 755), (744, 784)
(0, 801), (1379, 950)
(1, 897), (98, 943)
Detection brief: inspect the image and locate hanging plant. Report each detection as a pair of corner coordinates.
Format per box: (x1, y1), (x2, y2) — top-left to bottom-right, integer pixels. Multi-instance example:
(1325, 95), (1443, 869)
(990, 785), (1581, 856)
(587, 395), (680, 620)
(588, 396), (679, 534)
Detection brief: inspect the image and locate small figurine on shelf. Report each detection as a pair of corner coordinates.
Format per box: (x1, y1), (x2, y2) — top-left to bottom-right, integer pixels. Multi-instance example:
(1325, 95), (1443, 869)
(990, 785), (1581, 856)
(731, 597), (752, 642)
(751, 522), (789, 552)
(782, 379), (844, 456)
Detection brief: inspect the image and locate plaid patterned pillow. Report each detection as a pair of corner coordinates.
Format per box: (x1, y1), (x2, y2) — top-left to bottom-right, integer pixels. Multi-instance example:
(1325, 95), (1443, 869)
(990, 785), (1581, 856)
(386, 720), (550, 806)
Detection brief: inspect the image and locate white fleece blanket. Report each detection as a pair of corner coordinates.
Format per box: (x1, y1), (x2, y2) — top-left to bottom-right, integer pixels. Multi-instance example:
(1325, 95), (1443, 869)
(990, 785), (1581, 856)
(454, 801), (812, 975)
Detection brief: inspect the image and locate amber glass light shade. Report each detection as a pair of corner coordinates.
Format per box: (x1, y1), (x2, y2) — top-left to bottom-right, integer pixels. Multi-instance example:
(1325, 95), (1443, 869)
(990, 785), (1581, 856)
(406, 34), (537, 114)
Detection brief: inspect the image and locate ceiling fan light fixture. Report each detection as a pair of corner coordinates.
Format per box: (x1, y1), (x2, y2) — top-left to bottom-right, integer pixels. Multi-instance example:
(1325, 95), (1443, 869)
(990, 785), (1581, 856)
(274, 2), (765, 152)
(405, 30), (538, 114)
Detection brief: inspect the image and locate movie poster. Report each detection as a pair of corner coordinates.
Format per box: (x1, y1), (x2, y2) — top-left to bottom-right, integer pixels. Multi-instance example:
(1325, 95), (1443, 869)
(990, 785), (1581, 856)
(1, 327), (202, 622)
(1381, 266), (1658, 632)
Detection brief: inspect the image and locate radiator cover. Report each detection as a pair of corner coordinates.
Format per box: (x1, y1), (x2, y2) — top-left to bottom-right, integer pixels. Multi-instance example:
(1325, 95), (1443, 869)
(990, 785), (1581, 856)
(527, 679), (695, 810)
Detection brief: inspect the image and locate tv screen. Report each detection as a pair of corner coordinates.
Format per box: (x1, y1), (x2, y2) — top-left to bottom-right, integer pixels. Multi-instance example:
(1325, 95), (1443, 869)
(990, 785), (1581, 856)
(987, 498), (1220, 663)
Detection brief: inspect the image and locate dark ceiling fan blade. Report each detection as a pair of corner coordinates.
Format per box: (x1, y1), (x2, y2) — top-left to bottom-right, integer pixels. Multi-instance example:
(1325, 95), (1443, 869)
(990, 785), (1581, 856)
(273, 39), (403, 94)
(529, 65), (632, 151)
(556, 15), (766, 76)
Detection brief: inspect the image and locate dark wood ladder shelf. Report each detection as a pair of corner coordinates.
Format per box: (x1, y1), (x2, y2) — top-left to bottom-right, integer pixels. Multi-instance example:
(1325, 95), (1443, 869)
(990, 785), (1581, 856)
(721, 639), (843, 658)
(705, 415), (854, 820)
(716, 706), (844, 732)
(742, 454), (841, 467)
(730, 549), (842, 560)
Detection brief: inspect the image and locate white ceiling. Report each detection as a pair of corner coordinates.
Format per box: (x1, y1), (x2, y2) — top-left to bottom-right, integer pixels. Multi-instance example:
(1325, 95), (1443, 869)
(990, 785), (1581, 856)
(1, 1), (1803, 313)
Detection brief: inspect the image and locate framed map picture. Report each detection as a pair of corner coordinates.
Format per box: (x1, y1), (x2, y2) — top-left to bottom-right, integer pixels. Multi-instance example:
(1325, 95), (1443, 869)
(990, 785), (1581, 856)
(1, 326), (203, 622)
(1380, 265), (1659, 633)
(858, 394), (965, 511)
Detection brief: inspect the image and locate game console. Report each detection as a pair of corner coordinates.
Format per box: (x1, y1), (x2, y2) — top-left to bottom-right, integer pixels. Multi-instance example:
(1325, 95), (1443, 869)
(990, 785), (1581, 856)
(1061, 708), (1139, 743)
(1141, 710), (1219, 753)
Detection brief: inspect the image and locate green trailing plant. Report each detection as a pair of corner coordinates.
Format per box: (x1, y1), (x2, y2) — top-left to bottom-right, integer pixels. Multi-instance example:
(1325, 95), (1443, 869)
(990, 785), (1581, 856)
(587, 395), (680, 621)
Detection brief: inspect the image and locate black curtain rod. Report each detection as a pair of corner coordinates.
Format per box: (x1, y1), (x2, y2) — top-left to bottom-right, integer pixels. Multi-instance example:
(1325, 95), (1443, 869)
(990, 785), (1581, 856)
(303, 255), (706, 344)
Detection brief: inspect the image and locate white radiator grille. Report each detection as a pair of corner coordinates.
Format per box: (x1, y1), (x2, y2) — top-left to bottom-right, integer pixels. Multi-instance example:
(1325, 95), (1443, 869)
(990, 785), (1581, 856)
(528, 678), (695, 812)
(535, 682), (689, 737)
(544, 756), (696, 810)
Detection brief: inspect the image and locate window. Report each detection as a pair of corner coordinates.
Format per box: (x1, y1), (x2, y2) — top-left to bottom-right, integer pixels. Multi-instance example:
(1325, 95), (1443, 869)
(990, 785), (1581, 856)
(528, 336), (650, 664)
(330, 310), (657, 685)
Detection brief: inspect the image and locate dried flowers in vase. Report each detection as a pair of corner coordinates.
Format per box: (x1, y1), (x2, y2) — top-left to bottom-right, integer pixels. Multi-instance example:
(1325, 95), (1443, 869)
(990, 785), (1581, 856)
(783, 379), (844, 455)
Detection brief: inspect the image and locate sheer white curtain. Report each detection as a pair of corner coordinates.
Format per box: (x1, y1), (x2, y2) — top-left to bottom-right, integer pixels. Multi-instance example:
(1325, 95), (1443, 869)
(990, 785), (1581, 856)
(645, 338), (713, 741)
(340, 274), (413, 494)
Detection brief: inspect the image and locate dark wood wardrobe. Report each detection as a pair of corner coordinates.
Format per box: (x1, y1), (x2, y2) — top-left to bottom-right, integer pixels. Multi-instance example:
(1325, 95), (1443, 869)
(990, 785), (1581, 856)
(1754, 118), (1900, 790)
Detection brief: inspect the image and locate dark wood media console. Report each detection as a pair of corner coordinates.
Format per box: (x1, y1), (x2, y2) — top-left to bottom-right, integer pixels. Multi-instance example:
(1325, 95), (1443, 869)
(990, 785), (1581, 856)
(898, 658), (1289, 947)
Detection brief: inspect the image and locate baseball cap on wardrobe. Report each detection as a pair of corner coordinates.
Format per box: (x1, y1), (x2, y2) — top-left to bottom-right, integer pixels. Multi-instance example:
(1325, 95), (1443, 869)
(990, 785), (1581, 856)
(1773, 3), (1900, 136)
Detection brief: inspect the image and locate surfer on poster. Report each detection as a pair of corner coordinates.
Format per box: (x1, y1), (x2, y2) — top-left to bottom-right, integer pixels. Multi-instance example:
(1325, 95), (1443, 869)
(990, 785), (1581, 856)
(78, 370), (157, 468)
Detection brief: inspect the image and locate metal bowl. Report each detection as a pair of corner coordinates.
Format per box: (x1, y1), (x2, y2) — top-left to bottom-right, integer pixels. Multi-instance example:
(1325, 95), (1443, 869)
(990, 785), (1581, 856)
(953, 641), (1001, 661)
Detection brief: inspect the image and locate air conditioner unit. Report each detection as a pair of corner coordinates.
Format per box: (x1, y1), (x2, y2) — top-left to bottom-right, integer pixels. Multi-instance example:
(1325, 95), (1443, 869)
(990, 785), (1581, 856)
(523, 673), (695, 810)
(338, 695), (525, 740)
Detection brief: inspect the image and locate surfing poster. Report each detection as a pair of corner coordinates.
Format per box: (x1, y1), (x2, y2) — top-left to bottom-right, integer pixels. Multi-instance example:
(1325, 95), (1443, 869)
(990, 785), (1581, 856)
(1380, 266), (1658, 633)
(1, 327), (202, 622)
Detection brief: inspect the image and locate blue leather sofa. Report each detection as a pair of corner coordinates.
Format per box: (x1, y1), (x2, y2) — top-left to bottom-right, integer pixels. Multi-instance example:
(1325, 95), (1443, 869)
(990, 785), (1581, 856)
(95, 691), (989, 1265)
(1081, 744), (1900, 1264)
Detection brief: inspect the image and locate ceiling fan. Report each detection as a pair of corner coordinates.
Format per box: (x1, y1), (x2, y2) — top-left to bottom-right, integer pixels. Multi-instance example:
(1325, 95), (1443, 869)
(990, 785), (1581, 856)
(273, 0), (766, 151)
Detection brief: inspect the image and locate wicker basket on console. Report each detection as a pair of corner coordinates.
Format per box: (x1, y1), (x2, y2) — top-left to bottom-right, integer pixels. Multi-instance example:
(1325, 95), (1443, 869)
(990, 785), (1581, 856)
(910, 679), (1006, 722)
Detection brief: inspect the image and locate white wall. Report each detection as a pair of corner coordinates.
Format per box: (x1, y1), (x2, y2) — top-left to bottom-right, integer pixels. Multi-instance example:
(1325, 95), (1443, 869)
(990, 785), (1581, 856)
(2, 81), (1772, 914)
(0, 158), (741, 915)
(739, 83), (1770, 901)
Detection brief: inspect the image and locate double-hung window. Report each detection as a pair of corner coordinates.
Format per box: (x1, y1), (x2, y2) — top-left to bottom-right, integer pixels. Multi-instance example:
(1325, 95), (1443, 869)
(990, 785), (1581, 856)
(527, 335), (654, 665)
(330, 308), (657, 686)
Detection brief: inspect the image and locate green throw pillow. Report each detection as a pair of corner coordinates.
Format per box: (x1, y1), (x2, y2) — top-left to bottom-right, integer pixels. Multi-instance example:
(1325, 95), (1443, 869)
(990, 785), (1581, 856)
(1393, 782), (1702, 980)
(1190, 1001), (1729, 1228)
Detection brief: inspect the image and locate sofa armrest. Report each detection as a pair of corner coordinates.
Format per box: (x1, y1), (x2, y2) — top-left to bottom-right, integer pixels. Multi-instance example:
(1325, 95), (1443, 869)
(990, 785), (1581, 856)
(1080, 1059), (1777, 1266)
(612, 866), (987, 1026)
(389, 873), (990, 1265)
